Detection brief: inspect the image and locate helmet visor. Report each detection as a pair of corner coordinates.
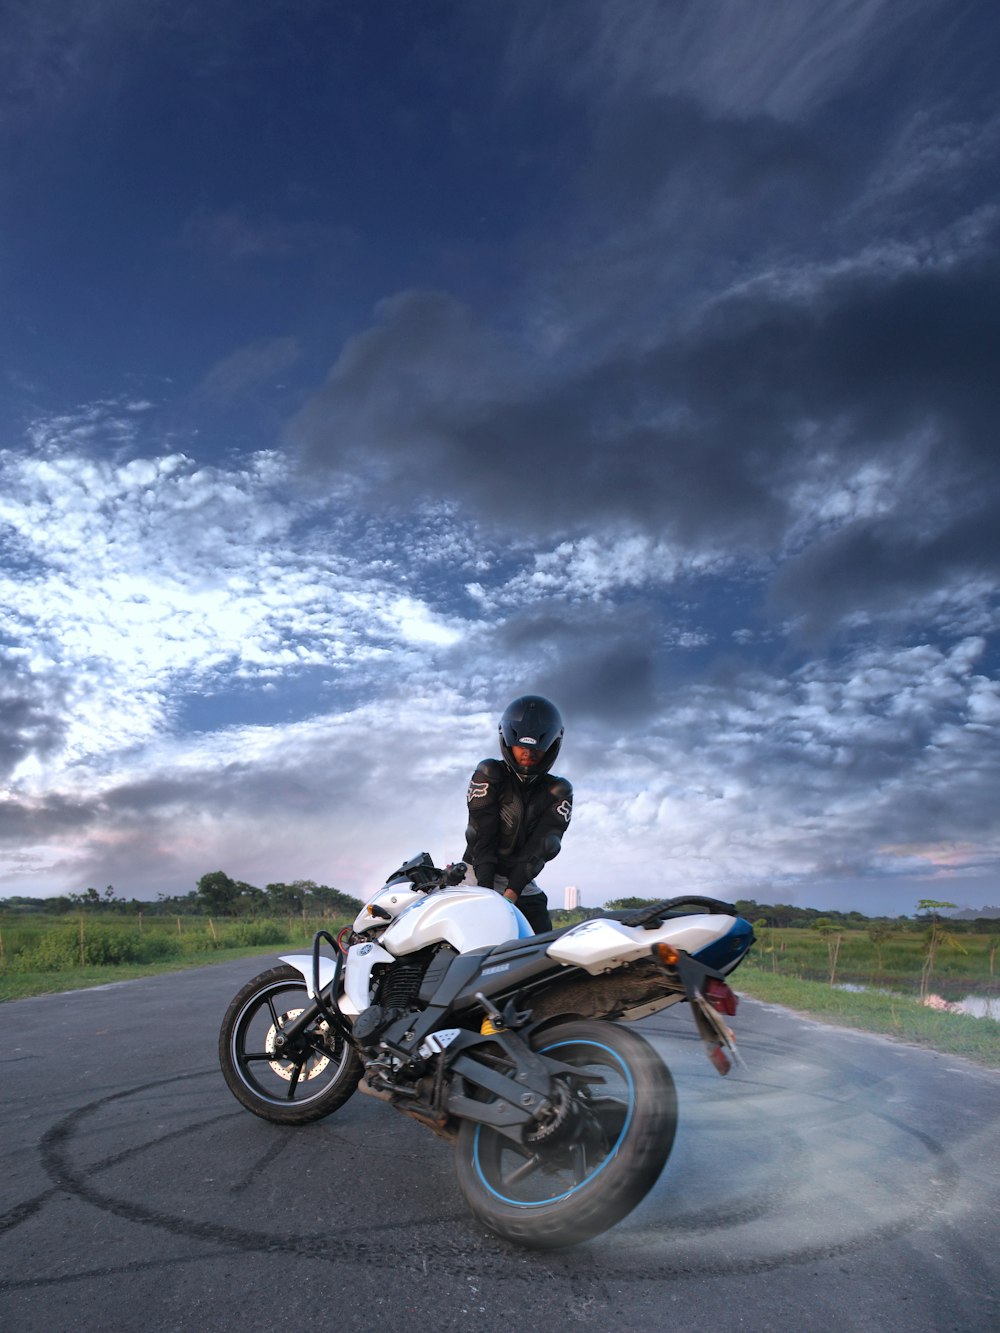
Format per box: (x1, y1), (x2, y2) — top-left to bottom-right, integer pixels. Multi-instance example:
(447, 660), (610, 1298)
(510, 744), (543, 770)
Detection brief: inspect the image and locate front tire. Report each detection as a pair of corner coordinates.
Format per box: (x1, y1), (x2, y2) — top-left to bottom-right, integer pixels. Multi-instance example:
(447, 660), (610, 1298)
(454, 1020), (677, 1249)
(219, 964), (362, 1124)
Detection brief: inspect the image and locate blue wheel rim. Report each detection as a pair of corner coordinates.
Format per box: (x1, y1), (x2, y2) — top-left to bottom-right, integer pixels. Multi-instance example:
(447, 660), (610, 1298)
(471, 1037), (635, 1207)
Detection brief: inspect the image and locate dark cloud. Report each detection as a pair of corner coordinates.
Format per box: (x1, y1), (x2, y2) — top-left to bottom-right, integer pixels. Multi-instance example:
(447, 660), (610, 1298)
(100, 764), (342, 821)
(0, 662), (66, 780)
(0, 792), (94, 844)
(772, 503), (1000, 636)
(487, 604), (666, 725)
(292, 240), (1000, 617)
(686, 247), (1000, 464)
(286, 0), (1000, 651)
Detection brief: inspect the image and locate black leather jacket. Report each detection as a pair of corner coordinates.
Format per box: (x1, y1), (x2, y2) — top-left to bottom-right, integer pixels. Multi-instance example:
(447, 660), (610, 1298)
(463, 758), (573, 898)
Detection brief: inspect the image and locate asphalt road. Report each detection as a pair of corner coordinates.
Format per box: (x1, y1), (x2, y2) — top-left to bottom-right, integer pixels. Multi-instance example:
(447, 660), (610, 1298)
(2, 956), (998, 1333)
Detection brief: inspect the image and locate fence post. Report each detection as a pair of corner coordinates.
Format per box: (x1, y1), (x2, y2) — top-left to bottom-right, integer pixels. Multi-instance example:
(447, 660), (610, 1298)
(829, 934), (842, 987)
(79, 916), (85, 967)
(209, 918), (218, 942)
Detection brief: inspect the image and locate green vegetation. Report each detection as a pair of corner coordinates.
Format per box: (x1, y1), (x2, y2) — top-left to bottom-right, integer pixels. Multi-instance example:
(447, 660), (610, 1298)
(735, 919), (999, 1068)
(735, 967), (1000, 1069)
(746, 921), (998, 992)
(0, 943), (333, 1003)
(0, 871), (365, 999)
(1, 873), (363, 921)
(0, 910), (357, 1002)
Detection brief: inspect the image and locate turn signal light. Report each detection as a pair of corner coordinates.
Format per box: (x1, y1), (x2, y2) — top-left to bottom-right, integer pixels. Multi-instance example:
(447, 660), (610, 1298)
(654, 943), (680, 966)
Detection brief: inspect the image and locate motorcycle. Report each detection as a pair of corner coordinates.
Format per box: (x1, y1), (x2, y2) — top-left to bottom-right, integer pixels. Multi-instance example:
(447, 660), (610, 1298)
(219, 854), (755, 1249)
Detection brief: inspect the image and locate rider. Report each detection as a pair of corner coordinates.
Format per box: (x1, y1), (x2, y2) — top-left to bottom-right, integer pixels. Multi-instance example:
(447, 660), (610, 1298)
(463, 695), (573, 934)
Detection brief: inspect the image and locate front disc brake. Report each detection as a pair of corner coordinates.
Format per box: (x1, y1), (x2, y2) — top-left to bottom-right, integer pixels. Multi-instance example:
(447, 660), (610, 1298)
(264, 1007), (331, 1081)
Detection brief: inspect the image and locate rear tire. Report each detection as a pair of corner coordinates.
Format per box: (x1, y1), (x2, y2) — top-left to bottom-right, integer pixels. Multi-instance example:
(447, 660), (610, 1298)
(454, 1019), (677, 1249)
(219, 964), (362, 1125)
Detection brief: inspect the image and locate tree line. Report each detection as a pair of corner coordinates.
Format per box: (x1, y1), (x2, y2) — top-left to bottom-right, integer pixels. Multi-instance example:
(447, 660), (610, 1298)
(1, 873), (364, 919)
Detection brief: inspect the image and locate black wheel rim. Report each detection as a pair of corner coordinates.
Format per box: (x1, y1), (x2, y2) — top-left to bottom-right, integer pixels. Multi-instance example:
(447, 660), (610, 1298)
(230, 980), (351, 1107)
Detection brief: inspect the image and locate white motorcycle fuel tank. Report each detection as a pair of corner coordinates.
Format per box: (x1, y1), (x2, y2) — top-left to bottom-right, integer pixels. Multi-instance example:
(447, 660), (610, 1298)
(351, 881), (423, 934)
(379, 886), (532, 956)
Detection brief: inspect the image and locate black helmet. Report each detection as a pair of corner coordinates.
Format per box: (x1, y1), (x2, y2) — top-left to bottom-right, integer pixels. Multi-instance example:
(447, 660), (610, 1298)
(499, 695), (564, 783)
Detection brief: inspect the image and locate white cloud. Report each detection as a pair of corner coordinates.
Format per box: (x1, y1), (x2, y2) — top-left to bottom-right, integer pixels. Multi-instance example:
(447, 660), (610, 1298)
(514, 0), (917, 121)
(196, 337), (302, 402)
(468, 532), (729, 609)
(388, 596), (465, 647)
(0, 410), (492, 790)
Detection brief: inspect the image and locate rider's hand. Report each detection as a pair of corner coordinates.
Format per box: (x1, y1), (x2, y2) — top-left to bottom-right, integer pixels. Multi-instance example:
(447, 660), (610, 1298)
(503, 888), (518, 903)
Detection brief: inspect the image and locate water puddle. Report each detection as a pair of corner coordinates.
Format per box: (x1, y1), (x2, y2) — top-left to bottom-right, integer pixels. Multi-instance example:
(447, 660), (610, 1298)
(835, 982), (1000, 1021)
(956, 994), (1000, 1020)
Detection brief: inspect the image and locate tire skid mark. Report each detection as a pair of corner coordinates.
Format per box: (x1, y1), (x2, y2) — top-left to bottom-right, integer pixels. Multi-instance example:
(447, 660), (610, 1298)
(86, 1110), (242, 1177)
(3, 1072), (229, 1238)
(30, 1061), (965, 1284)
(0, 1185), (62, 1235)
(39, 1074), (467, 1261)
(0, 1248), (238, 1294)
(227, 1132), (295, 1196)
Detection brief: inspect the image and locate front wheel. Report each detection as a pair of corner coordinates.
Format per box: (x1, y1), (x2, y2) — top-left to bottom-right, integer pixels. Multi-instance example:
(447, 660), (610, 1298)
(219, 964), (362, 1124)
(454, 1020), (677, 1249)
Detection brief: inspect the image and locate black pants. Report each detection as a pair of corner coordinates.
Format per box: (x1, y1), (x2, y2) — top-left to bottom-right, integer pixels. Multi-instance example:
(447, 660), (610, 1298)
(516, 891), (552, 934)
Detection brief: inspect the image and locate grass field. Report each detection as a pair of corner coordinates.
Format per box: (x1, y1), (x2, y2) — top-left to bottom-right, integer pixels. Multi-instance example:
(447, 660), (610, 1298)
(0, 912), (350, 1002)
(749, 922), (999, 992)
(734, 965), (1000, 1068)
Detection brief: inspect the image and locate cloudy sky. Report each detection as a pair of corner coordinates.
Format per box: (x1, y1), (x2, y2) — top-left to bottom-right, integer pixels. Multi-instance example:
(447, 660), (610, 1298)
(1, 0), (998, 914)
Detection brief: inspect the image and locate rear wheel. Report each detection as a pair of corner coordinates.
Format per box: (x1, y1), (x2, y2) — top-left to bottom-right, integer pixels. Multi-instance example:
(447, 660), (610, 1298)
(219, 964), (362, 1124)
(454, 1019), (677, 1249)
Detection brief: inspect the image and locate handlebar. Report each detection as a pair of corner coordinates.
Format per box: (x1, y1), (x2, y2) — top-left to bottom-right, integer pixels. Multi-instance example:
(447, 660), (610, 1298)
(383, 852), (468, 892)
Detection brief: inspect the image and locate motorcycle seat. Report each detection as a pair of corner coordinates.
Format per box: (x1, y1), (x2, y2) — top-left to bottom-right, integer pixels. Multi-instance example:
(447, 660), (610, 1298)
(487, 925), (569, 958)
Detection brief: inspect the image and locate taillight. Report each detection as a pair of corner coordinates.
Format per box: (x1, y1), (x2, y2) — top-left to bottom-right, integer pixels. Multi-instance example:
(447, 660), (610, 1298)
(705, 978), (738, 1015)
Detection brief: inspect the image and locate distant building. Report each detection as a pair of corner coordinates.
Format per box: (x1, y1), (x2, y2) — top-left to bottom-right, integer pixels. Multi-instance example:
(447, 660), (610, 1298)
(564, 885), (580, 910)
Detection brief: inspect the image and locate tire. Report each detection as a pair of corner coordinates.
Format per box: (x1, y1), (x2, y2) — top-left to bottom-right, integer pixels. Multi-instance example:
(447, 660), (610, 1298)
(219, 964), (362, 1125)
(454, 1019), (677, 1249)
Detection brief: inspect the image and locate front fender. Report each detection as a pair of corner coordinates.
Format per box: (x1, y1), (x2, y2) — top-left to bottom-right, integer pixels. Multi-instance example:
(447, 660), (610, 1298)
(279, 944), (395, 1018)
(279, 953), (335, 999)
